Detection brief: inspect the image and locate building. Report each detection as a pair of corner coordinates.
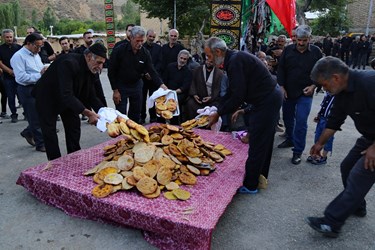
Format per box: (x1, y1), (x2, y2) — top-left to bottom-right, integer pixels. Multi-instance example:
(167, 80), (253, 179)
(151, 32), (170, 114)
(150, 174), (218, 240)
(347, 0), (375, 34)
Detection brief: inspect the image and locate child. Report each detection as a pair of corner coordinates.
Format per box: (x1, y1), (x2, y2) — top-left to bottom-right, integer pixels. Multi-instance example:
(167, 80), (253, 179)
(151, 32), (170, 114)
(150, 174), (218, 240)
(307, 92), (335, 165)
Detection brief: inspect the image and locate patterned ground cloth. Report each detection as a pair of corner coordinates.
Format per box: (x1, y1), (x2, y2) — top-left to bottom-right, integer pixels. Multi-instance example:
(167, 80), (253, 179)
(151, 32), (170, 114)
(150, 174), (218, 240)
(16, 128), (247, 249)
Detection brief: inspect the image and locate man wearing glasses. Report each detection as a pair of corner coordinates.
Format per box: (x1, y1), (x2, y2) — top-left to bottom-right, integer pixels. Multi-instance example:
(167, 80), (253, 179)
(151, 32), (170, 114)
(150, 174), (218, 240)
(10, 33), (47, 152)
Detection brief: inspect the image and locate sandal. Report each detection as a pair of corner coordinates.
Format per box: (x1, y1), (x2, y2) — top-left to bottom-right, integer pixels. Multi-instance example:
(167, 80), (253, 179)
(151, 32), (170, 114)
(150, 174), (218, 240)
(237, 186), (258, 194)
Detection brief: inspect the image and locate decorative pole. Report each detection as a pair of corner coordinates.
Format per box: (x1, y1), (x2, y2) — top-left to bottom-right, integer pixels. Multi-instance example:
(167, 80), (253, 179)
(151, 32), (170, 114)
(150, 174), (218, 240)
(105, 0), (116, 56)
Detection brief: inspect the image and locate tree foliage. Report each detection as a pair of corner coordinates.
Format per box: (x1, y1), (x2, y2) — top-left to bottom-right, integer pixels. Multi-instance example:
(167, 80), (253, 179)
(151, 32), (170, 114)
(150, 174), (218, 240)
(133, 0), (211, 36)
(297, 0), (350, 36)
(117, 0), (140, 30)
(0, 0), (23, 29)
(41, 6), (57, 30)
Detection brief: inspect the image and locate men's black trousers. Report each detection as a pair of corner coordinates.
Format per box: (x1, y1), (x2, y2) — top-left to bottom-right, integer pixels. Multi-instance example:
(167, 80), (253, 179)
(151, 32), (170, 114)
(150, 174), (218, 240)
(324, 136), (375, 229)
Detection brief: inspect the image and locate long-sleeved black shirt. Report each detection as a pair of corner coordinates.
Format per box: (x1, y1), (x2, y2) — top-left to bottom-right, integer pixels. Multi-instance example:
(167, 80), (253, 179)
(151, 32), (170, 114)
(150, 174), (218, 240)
(218, 50), (277, 116)
(107, 42), (162, 90)
(326, 70), (375, 140)
(34, 53), (103, 114)
(162, 62), (192, 93)
(143, 42), (163, 74)
(0, 43), (21, 79)
(277, 44), (322, 99)
(161, 43), (184, 73)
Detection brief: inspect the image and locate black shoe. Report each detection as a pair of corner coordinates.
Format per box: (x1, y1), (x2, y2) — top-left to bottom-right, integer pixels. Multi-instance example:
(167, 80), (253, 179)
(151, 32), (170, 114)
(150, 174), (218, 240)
(20, 131), (35, 146)
(278, 139), (294, 148)
(353, 207), (367, 217)
(11, 114), (18, 123)
(292, 153), (301, 165)
(305, 217), (340, 238)
(149, 118), (157, 123)
(81, 115), (88, 121)
(36, 146), (46, 152)
(0, 112), (10, 119)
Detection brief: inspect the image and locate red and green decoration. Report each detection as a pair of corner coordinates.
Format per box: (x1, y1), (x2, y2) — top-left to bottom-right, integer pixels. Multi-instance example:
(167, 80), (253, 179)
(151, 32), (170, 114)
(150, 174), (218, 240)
(105, 0), (116, 55)
(210, 0), (243, 49)
(210, 0), (296, 50)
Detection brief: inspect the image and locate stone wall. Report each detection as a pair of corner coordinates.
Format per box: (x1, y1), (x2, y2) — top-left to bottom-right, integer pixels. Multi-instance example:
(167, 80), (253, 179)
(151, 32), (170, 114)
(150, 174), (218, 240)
(347, 0), (375, 34)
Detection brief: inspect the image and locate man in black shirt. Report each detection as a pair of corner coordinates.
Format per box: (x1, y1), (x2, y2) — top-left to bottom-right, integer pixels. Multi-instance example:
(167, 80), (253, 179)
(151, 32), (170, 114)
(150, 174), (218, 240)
(34, 43), (107, 160)
(108, 26), (167, 123)
(340, 34), (352, 65)
(306, 56), (375, 238)
(0, 29), (21, 123)
(162, 49), (192, 124)
(206, 37), (283, 194)
(113, 24), (134, 50)
(58, 36), (73, 56)
(73, 31), (94, 54)
(277, 25), (323, 165)
(141, 29), (162, 124)
(161, 29), (184, 74)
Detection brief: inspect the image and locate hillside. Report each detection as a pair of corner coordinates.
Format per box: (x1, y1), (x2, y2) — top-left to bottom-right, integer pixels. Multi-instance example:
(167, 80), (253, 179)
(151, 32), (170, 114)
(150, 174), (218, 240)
(0, 0), (126, 21)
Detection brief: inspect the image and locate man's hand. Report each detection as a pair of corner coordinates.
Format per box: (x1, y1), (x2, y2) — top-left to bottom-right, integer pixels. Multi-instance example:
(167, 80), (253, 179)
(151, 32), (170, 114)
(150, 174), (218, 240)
(41, 66), (49, 75)
(113, 89), (121, 105)
(362, 144), (375, 172)
(193, 95), (202, 104)
(160, 84), (168, 90)
(82, 109), (99, 125)
(144, 73), (151, 80)
(176, 88), (182, 94)
(8, 69), (14, 77)
(231, 109), (244, 124)
(207, 112), (219, 128)
(310, 143), (324, 158)
(303, 85), (316, 96)
(280, 86), (287, 99)
(202, 96), (211, 103)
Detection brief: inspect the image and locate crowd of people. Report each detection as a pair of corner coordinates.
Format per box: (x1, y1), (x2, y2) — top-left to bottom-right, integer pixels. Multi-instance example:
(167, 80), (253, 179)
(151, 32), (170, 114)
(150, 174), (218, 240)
(0, 23), (374, 239)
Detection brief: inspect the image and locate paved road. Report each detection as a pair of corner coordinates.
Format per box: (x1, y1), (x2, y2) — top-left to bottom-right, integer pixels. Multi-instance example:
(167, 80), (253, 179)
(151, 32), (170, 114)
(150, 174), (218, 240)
(1, 69), (374, 249)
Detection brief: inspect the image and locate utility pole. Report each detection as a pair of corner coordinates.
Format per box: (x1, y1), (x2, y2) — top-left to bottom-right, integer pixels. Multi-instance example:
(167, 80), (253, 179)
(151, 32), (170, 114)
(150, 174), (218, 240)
(366, 0), (374, 36)
(173, 0), (176, 29)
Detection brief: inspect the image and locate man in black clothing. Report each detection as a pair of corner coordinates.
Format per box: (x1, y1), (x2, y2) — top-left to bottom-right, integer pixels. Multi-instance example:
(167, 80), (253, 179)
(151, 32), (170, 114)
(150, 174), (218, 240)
(58, 36), (73, 56)
(306, 56), (375, 238)
(162, 49), (192, 124)
(113, 24), (134, 50)
(0, 29), (21, 123)
(73, 31), (94, 54)
(322, 35), (333, 56)
(206, 37), (283, 194)
(73, 31), (107, 116)
(34, 43), (107, 160)
(141, 29), (162, 124)
(277, 25), (323, 165)
(161, 29), (184, 74)
(340, 34), (352, 65)
(108, 26), (167, 123)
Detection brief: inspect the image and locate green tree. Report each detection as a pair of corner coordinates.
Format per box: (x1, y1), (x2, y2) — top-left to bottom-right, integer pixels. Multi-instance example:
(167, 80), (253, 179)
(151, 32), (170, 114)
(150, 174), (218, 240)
(31, 9), (38, 26)
(117, 0), (140, 30)
(133, 0), (211, 36)
(42, 6), (57, 30)
(295, 0), (350, 36)
(11, 0), (21, 27)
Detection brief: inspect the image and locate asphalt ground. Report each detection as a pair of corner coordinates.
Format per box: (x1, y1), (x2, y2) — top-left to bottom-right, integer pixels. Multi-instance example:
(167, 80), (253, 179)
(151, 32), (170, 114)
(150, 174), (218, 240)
(0, 69), (374, 250)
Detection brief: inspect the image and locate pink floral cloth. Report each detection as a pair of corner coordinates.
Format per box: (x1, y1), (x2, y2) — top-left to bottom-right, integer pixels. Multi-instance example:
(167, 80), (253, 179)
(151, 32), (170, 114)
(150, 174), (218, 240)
(16, 128), (247, 249)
